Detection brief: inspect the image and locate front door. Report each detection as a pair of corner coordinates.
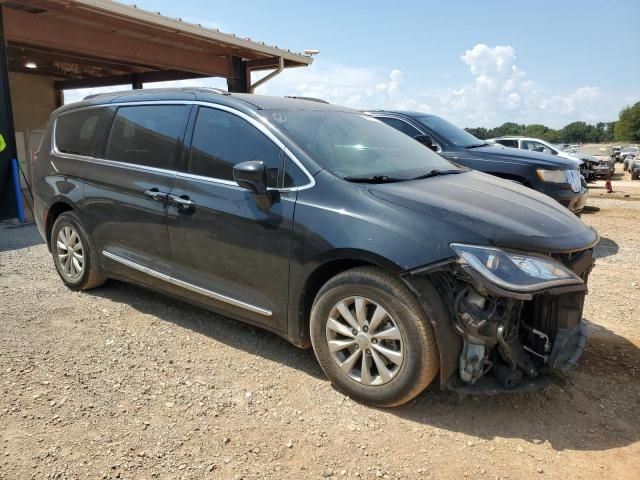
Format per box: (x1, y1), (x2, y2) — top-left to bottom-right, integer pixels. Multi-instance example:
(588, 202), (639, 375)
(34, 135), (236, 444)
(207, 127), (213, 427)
(166, 106), (296, 332)
(83, 104), (190, 289)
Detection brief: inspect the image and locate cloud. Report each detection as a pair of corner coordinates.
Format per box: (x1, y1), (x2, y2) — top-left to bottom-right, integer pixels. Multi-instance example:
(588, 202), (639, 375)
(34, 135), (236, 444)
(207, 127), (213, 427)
(254, 63), (432, 113)
(440, 44), (607, 126)
(63, 43), (634, 128)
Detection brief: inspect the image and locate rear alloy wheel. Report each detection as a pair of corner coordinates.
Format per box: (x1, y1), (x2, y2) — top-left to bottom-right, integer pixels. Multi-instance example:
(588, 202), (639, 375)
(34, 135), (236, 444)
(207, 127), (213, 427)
(51, 211), (106, 291)
(310, 267), (439, 407)
(56, 225), (85, 281)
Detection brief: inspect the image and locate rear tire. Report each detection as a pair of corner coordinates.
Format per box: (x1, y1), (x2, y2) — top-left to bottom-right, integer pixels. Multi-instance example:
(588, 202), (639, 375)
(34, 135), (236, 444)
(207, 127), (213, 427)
(310, 267), (439, 407)
(51, 211), (106, 291)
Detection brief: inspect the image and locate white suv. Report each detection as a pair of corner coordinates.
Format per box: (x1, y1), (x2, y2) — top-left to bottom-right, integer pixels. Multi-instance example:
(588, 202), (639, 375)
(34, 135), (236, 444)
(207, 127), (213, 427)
(489, 136), (612, 179)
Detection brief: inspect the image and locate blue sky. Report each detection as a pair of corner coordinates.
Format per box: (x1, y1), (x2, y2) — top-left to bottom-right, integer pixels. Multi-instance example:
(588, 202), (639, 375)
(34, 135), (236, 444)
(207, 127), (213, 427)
(69, 0), (640, 128)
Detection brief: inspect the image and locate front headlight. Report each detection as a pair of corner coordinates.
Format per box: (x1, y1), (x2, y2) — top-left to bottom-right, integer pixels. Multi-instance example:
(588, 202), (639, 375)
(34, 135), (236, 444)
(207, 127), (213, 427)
(451, 243), (583, 293)
(536, 169), (568, 183)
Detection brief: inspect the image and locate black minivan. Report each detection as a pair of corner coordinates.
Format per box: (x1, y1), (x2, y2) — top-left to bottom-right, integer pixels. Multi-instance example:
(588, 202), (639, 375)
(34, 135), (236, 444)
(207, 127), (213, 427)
(34, 88), (598, 406)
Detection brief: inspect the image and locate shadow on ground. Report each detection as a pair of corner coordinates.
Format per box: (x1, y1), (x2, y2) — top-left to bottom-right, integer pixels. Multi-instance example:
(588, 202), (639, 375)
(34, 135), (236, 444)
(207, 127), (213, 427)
(392, 320), (640, 452)
(594, 236), (619, 259)
(86, 280), (325, 380)
(87, 279), (640, 454)
(0, 223), (44, 253)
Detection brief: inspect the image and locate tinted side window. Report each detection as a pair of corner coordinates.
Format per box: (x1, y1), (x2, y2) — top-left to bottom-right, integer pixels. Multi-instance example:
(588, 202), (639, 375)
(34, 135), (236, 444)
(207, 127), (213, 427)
(188, 107), (283, 188)
(105, 105), (187, 169)
(55, 107), (114, 157)
(377, 117), (422, 137)
(496, 139), (518, 148)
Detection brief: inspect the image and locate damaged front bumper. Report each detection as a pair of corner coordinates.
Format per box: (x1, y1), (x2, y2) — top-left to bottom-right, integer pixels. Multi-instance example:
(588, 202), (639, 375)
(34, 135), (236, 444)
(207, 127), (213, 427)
(405, 246), (595, 394)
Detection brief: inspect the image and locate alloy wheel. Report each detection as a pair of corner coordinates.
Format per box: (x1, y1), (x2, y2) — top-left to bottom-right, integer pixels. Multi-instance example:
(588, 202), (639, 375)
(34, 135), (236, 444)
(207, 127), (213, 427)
(325, 296), (404, 386)
(56, 225), (85, 281)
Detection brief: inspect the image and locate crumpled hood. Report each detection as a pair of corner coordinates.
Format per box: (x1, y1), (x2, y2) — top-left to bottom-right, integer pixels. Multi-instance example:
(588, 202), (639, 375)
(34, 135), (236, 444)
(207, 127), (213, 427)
(369, 170), (598, 253)
(466, 145), (581, 169)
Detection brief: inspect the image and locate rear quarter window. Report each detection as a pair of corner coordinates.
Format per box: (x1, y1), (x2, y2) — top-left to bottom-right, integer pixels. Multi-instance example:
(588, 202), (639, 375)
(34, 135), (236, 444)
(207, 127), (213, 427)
(55, 107), (114, 157)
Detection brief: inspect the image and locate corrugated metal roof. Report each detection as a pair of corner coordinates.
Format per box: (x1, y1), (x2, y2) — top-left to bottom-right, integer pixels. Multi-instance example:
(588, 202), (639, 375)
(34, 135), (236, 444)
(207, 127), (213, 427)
(74, 0), (313, 65)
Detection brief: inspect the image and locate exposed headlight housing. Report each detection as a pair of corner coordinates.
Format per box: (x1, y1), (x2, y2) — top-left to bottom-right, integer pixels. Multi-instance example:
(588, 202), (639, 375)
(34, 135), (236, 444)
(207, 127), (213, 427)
(536, 169), (568, 183)
(537, 169), (582, 192)
(450, 243), (584, 293)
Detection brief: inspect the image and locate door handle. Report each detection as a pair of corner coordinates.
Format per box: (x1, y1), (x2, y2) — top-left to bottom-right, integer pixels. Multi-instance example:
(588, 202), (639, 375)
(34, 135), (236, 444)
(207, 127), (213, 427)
(168, 194), (194, 209)
(144, 188), (169, 202)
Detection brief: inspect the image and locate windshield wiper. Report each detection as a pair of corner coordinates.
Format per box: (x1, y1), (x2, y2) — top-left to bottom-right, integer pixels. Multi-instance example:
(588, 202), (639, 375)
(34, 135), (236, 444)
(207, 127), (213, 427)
(411, 169), (463, 180)
(465, 142), (490, 149)
(343, 175), (406, 183)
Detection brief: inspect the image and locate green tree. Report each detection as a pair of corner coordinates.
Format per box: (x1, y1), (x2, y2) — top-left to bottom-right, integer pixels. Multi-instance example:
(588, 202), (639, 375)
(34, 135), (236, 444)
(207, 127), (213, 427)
(524, 124), (559, 143)
(488, 122), (525, 137)
(559, 121), (594, 143)
(614, 102), (640, 141)
(605, 122), (616, 142)
(465, 127), (489, 139)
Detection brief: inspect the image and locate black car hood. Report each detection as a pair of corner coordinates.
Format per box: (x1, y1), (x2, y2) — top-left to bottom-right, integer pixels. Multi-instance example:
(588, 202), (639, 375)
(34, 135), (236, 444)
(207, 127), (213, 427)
(369, 170), (598, 253)
(461, 145), (581, 169)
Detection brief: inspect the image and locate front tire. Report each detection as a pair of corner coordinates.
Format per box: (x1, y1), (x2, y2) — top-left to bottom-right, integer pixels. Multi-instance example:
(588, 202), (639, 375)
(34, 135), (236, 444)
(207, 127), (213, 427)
(51, 211), (106, 291)
(310, 267), (439, 407)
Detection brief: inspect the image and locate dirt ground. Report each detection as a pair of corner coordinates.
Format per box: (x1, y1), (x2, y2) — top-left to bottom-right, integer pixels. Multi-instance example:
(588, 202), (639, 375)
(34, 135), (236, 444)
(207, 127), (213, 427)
(1, 164), (639, 480)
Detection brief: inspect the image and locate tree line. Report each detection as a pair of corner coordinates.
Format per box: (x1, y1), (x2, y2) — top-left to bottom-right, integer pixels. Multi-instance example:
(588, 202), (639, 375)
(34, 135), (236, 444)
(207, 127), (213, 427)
(465, 101), (640, 144)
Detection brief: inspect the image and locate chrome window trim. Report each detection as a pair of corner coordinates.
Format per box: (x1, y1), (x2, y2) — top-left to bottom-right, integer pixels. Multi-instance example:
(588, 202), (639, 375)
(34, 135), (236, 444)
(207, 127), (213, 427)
(51, 100), (316, 192)
(102, 250), (272, 316)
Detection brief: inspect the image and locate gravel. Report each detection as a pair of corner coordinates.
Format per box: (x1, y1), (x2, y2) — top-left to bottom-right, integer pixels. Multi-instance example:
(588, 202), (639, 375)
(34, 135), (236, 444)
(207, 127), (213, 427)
(1, 168), (639, 479)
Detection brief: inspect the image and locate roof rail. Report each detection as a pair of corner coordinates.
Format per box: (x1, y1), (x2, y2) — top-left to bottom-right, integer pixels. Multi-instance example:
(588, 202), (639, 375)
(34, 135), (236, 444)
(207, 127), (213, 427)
(285, 96), (329, 104)
(182, 87), (231, 96)
(83, 86), (231, 101)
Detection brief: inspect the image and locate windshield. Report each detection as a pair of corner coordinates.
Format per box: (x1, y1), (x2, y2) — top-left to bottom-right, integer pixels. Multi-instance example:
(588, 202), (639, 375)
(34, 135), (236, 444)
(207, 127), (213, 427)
(414, 115), (485, 148)
(267, 110), (457, 179)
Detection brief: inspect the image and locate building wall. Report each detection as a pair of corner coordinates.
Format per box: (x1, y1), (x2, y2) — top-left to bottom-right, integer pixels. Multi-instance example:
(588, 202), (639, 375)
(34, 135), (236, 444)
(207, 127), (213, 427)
(9, 72), (57, 131)
(8, 72), (58, 219)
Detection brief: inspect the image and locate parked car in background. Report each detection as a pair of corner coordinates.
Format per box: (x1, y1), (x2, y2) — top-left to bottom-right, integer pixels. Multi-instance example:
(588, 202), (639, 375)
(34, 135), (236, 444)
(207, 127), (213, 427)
(625, 152), (638, 173)
(364, 111), (588, 213)
(490, 136), (612, 179)
(611, 146), (622, 161)
(621, 146), (639, 168)
(34, 89), (598, 405)
(631, 156), (640, 180)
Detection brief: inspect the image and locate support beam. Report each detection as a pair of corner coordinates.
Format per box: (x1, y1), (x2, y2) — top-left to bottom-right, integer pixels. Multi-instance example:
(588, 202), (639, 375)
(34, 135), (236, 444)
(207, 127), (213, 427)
(0, 6), (19, 220)
(54, 70), (206, 90)
(3, 8), (230, 78)
(227, 56), (248, 93)
(245, 57), (302, 71)
(131, 74), (143, 90)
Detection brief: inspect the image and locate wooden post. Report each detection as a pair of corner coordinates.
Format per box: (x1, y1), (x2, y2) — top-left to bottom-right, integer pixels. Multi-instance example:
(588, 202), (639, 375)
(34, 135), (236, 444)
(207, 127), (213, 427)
(227, 56), (249, 93)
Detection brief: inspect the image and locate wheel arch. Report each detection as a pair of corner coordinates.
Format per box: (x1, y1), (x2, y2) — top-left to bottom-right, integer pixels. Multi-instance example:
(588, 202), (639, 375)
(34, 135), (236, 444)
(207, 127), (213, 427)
(45, 200), (75, 251)
(288, 249), (403, 348)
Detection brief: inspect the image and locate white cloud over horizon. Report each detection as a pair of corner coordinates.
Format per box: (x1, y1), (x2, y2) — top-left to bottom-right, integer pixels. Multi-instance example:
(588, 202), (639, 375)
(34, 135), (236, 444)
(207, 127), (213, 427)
(64, 43), (637, 128)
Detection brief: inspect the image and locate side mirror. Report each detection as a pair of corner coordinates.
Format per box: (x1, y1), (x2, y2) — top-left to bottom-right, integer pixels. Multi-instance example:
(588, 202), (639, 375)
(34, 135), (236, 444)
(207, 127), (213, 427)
(414, 134), (438, 152)
(233, 161), (273, 209)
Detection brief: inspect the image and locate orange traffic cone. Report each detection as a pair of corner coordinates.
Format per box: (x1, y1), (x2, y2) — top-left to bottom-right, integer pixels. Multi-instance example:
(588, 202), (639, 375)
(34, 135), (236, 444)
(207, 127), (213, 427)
(605, 178), (613, 193)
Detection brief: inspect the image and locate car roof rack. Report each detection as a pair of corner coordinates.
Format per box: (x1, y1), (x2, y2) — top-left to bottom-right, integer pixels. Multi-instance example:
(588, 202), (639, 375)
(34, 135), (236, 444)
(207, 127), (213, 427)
(284, 95), (329, 104)
(83, 87), (231, 101)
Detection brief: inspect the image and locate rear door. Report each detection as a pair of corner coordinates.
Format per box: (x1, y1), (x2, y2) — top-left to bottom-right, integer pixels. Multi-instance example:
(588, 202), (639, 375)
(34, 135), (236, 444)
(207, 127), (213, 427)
(166, 105), (300, 332)
(83, 103), (190, 289)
